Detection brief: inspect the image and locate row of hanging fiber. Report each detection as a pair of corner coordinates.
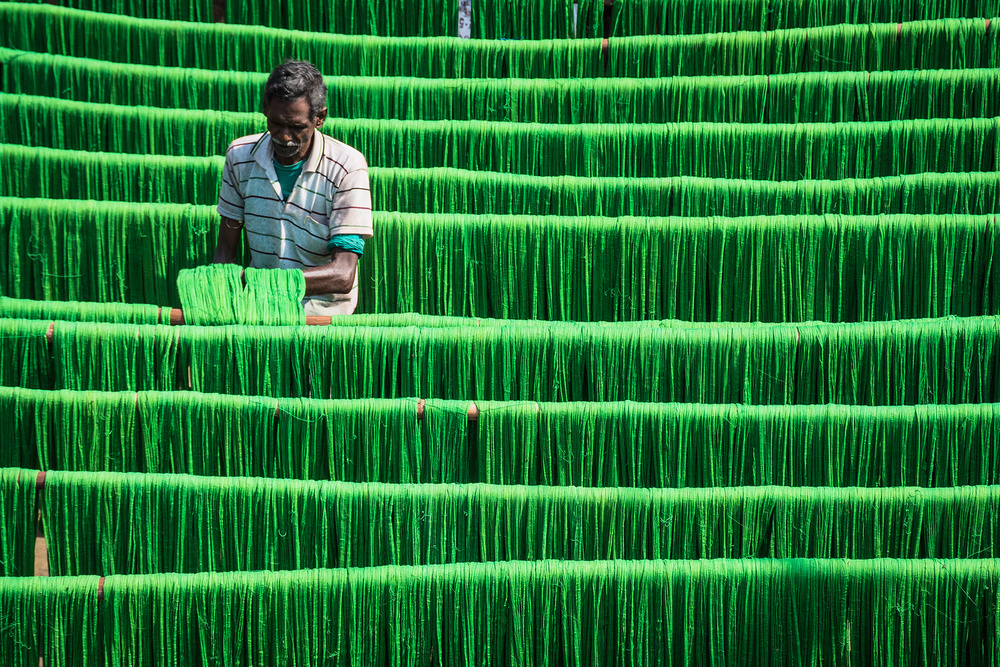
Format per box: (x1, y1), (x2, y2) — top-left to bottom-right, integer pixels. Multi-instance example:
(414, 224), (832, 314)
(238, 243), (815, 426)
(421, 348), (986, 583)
(1, 0), (999, 664)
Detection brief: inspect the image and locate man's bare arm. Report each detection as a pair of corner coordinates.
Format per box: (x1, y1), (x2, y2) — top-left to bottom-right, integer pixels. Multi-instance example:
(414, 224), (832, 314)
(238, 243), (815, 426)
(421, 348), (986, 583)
(302, 251), (359, 296)
(213, 216), (243, 264)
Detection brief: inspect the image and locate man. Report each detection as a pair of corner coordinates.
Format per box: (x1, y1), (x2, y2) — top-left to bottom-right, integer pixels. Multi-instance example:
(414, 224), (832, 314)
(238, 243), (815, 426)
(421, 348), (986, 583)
(213, 60), (372, 315)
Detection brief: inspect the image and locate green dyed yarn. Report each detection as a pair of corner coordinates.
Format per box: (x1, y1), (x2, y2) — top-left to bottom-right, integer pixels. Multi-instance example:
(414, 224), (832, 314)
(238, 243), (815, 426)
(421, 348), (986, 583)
(0, 575), (99, 666)
(361, 212), (1000, 321)
(3, 200), (998, 322)
(48, 321), (181, 392)
(2, 560), (985, 665)
(178, 265), (306, 326)
(6, 49), (1000, 123)
(0, 296), (162, 324)
(57, 0), (212, 21)
(3, 5), (997, 75)
(3, 388), (999, 485)
(604, 18), (999, 77)
(0, 317), (52, 391)
(0, 198), (219, 305)
(39, 470), (1000, 576)
(469, 0), (577, 38)
(371, 167), (1000, 217)
(0, 317), (995, 403)
(604, 0), (997, 36)
(7, 94), (1000, 180)
(5, 147), (1000, 215)
(0, 468), (37, 575)
(226, 0), (454, 35)
(0, 145), (222, 204)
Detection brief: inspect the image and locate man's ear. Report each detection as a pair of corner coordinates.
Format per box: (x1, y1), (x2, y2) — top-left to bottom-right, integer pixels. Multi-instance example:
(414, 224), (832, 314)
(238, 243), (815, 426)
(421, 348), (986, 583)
(314, 107), (328, 129)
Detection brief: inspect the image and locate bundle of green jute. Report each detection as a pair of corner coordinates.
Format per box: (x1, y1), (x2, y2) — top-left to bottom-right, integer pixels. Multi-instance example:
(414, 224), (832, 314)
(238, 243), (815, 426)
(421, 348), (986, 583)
(0, 575), (98, 665)
(2, 560), (996, 665)
(7, 94), (1000, 179)
(0, 468), (37, 576)
(5, 49), (999, 123)
(35, 470), (1000, 576)
(4, 389), (999, 487)
(176, 264), (305, 325)
(7, 146), (1000, 215)
(4, 4), (998, 75)
(0, 296), (163, 325)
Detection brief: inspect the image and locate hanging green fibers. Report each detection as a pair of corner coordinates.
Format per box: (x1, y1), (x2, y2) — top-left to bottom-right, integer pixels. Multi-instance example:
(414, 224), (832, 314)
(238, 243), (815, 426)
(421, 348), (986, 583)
(360, 212), (1000, 322)
(0, 575), (99, 666)
(0, 297), (162, 324)
(468, 0), (576, 38)
(601, 0), (999, 37)
(5, 146), (1000, 215)
(177, 264), (306, 326)
(0, 560), (991, 665)
(7, 94), (1000, 179)
(0, 317), (52, 392)
(3, 199), (997, 322)
(21, 0), (452, 34)
(0, 199), (223, 306)
(0, 317), (995, 403)
(47, 0), (212, 22)
(36, 470), (1000, 575)
(6, 49), (1000, 123)
(0, 468), (37, 576)
(4, 388), (998, 486)
(225, 0), (454, 35)
(493, 401), (1000, 488)
(2, 5), (997, 75)
(604, 18), (1000, 77)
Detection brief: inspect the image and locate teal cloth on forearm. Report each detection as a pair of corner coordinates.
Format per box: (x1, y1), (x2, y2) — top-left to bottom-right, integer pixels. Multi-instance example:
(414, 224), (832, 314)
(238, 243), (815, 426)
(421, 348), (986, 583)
(328, 235), (366, 255)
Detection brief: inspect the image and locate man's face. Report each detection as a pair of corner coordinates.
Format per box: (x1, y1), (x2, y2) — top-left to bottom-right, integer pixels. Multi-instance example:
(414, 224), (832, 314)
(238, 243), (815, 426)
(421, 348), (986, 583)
(264, 95), (327, 164)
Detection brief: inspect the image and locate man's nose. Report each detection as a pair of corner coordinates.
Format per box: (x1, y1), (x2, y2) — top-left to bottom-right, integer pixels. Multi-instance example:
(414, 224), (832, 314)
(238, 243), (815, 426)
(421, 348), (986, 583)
(272, 127), (292, 143)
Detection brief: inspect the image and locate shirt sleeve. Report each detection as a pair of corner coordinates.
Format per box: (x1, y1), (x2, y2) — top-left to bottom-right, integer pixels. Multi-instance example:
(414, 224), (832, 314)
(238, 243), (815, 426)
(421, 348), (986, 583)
(328, 157), (373, 238)
(216, 149), (246, 221)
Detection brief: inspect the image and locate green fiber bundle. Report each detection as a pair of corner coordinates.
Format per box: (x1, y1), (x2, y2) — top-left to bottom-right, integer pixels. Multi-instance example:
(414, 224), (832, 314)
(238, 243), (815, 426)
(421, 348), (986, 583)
(0, 560), (990, 665)
(605, 0), (997, 36)
(56, 0), (212, 21)
(0, 317), (994, 403)
(0, 297), (162, 324)
(8, 94), (1000, 179)
(373, 168), (1000, 216)
(3, 5), (997, 75)
(6, 50), (999, 123)
(227, 0), (454, 35)
(0, 576), (99, 665)
(38, 470), (1000, 575)
(3, 200), (998, 322)
(0, 317), (52, 391)
(469, 0), (579, 38)
(4, 389), (998, 487)
(604, 18), (999, 77)
(0, 4), (603, 77)
(362, 212), (1000, 322)
(178, 265), (305, 325)
(6, 147), (1000, 216)
(0, 198), (218, 306)
(0, 145), (223, 204)
(0, 468), (37, 576)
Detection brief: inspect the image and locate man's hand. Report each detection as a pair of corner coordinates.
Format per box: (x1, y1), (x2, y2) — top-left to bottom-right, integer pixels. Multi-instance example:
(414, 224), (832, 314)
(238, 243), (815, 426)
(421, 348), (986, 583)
(302, 251), (359, 295)
(213, 216), (243, 264)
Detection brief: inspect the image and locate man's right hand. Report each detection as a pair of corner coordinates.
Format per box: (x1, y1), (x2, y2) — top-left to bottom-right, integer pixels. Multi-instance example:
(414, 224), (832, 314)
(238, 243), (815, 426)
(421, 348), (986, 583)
(213, 216), (243, 264)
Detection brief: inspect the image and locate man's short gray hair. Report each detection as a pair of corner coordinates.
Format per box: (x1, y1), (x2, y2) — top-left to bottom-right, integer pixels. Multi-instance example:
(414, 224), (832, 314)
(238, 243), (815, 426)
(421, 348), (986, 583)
(263, 60), (327, 119)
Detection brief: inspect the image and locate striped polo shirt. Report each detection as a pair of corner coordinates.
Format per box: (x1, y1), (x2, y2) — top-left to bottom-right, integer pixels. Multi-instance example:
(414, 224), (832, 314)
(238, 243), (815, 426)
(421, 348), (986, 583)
(216, 131), (373, 315)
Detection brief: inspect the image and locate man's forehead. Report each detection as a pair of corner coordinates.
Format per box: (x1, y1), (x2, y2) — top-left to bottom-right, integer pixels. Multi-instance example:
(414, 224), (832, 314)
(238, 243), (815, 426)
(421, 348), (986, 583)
(265, 96), (313, 121)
